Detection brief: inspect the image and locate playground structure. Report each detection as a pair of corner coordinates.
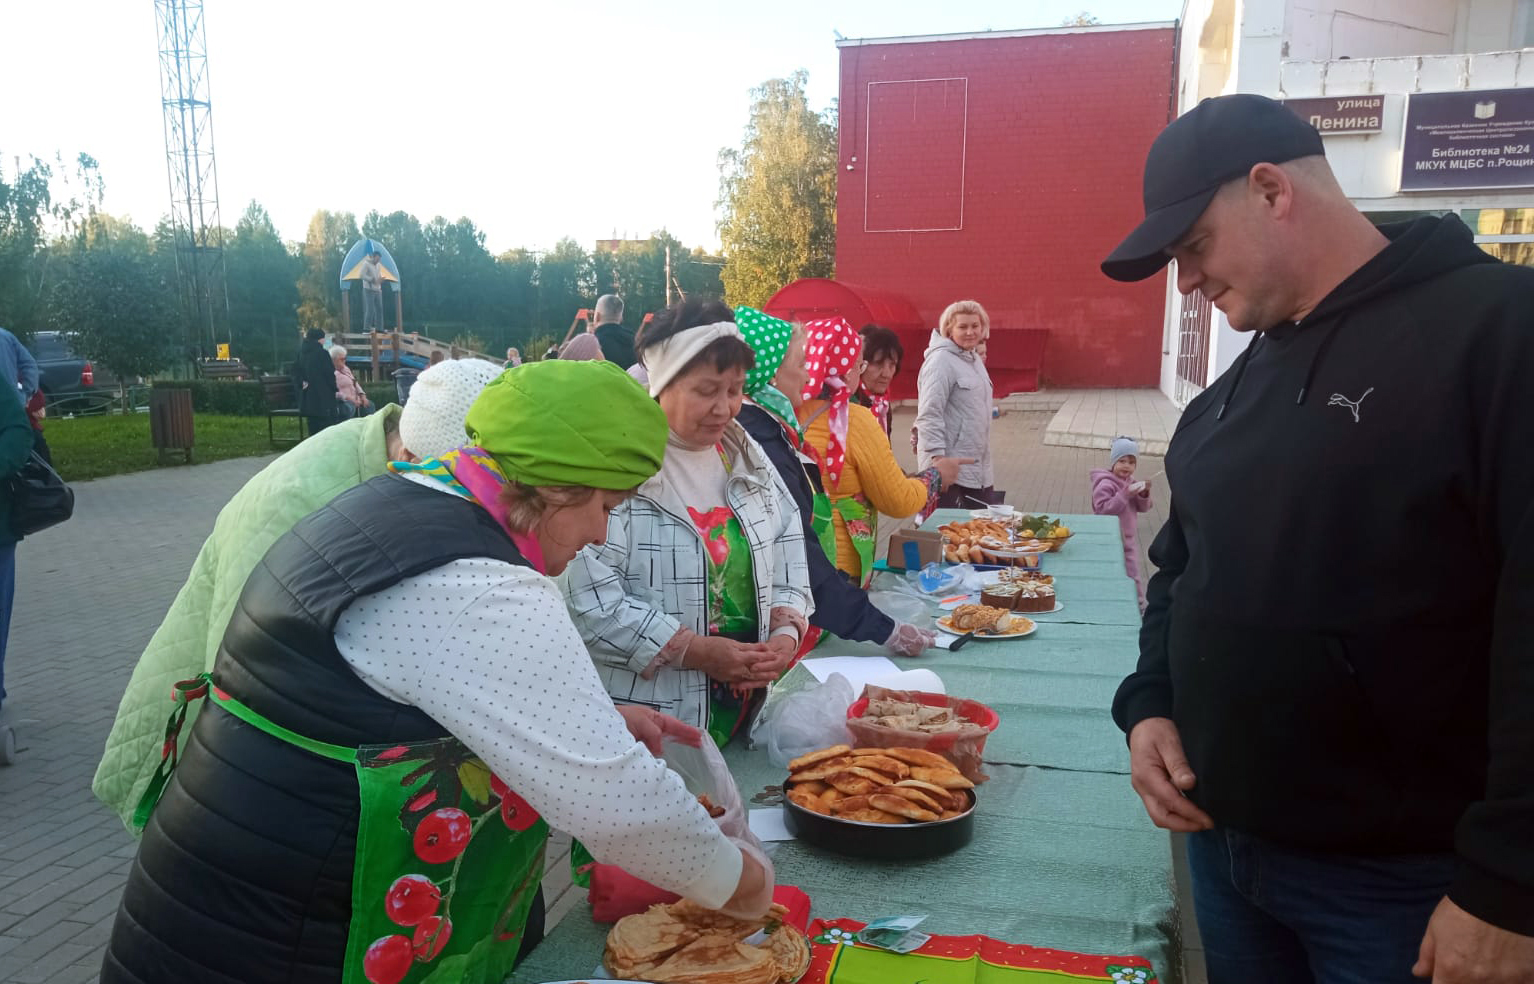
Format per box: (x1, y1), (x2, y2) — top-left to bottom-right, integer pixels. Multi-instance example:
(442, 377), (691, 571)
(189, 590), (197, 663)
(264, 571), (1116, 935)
(330, 330), (497, 381)
(338, 238), (403, 333)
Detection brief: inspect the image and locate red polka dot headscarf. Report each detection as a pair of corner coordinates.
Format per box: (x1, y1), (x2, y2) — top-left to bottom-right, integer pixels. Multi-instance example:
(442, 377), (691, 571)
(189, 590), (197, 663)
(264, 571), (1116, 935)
(799, 317), (864, 490)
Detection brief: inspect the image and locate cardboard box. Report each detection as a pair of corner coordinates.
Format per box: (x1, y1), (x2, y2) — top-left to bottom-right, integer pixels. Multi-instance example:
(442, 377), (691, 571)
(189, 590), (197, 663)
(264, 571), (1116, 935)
(885, 529), (944, 571)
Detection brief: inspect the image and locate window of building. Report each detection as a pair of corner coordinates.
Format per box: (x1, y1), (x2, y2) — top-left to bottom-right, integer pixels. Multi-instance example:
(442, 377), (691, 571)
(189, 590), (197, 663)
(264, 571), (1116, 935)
(1361, 208), (1534, 268)
(1463, 208), (1534, 267)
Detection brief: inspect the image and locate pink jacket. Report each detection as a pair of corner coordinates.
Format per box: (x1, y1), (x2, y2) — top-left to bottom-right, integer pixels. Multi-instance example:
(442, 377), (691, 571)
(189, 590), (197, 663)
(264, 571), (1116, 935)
(334, 366), (365, 406)
(1090, 468), (1153, 595)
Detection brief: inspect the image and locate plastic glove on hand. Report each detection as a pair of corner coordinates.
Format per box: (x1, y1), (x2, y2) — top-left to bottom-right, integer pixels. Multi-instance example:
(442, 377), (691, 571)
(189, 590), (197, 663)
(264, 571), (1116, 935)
(885, 622), (938, 657)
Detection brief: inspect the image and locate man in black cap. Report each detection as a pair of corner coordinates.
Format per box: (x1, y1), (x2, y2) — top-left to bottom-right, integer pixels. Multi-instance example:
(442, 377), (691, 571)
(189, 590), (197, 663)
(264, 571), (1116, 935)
(1105, 93), (1534, 983)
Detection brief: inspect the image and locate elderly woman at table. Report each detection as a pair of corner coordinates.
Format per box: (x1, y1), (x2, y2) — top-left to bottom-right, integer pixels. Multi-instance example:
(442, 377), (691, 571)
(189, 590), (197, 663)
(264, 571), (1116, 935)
(561, 299), (813, 746)
(103, 361), (773, 984)
(797, 316), (968, 587)
(733, 308), (936, 657)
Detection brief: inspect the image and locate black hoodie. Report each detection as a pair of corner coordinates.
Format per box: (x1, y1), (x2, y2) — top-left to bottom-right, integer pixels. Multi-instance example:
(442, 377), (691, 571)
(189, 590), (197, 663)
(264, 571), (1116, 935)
(1113, 215), (1534, 935)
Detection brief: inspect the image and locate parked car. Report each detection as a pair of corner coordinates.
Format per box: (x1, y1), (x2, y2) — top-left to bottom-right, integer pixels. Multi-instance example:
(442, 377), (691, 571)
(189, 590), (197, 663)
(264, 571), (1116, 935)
(26, 331), (118, 413)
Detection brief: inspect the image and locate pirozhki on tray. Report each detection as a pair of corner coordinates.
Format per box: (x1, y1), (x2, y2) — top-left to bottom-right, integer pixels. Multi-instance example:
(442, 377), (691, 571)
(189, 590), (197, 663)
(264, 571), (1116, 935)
(784, 744), (974, 825)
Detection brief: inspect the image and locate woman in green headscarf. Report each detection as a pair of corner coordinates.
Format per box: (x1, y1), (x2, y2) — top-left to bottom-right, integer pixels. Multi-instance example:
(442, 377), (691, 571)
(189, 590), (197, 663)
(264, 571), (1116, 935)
(733, 307), (938, 658)
(106, 360), (773, 984)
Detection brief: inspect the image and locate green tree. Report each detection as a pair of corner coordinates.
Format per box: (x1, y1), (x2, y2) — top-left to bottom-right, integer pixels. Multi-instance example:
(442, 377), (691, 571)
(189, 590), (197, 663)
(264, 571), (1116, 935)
(717, 71), (837, 308)
(420, 216), (497, 329)
(297, 209), (359, 333)
(0, 152), (103, 338)
(491, 248), (540, 352)
(1061, 12), (1102, 25)
(48, 216), (178, 409)
(226, 201), (300, 370)
(535, 238), (592, 338)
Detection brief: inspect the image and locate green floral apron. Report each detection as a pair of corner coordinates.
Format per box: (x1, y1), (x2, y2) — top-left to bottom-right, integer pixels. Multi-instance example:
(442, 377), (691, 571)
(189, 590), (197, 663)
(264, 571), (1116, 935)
(832, 494), (878, 589)
(137, 675), (548, 984)
(688, 503), (762, 747)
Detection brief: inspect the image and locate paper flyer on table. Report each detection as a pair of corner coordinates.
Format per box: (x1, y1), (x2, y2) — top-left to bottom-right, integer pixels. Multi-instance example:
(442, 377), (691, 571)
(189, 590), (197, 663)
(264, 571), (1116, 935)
(800, 656), (945, 695)
(748, 808), (795, 842)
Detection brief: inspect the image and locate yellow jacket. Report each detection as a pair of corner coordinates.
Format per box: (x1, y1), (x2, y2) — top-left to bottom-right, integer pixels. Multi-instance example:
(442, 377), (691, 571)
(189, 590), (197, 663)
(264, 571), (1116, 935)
(799, 400), (931, 582)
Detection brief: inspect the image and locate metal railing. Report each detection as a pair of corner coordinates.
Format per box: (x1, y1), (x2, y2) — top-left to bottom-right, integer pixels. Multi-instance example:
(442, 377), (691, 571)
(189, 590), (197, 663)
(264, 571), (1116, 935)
(43, 383), (154, 418)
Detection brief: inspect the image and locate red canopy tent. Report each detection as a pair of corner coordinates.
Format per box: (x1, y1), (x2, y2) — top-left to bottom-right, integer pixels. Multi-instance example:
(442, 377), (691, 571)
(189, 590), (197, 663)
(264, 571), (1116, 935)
(764, 279), (926, 400)
(764, 278), (1047, 399)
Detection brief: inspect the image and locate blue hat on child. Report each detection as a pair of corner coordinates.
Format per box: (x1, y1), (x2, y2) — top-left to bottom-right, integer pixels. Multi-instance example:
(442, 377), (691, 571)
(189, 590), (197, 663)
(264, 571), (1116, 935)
(1109, 436), (1139, 467)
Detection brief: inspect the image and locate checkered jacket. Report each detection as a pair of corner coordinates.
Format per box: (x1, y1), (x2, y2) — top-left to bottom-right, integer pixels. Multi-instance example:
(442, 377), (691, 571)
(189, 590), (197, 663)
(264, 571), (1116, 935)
(560, 422), (814, 728)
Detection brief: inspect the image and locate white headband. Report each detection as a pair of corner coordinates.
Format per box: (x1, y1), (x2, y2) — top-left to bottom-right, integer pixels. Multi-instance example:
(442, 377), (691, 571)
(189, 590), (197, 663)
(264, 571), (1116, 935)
(645, 321), (746, 397)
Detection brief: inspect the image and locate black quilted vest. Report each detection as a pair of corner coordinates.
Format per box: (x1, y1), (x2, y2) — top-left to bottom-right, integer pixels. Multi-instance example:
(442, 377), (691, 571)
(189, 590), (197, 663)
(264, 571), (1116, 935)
(104, 474), (529, 984)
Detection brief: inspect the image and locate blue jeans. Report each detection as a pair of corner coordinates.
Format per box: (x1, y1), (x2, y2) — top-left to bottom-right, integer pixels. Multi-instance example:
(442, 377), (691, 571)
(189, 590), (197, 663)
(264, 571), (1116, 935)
(0, 540), (14, 708)
(1188, 827), (1453, 983)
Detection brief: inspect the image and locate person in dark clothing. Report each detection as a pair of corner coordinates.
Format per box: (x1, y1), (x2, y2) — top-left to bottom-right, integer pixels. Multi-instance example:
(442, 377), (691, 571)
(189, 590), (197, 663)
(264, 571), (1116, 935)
(592, 293), (636, 370)
(1102, 93), (1534, 982)
(732, 306), (935, 657)
(294, 328), (338, 435)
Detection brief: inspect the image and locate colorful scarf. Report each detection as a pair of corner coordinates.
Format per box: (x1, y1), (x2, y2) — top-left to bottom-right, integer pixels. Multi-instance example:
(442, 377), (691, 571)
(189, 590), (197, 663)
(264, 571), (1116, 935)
(799, 317), (864, 490)
(733, 306), (801, 439)
(390, 446), (547, 573)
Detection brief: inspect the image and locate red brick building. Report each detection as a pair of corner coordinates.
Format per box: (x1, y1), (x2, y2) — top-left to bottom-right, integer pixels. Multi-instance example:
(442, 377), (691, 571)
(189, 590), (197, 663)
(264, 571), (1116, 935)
(825, 23), (1177, 393)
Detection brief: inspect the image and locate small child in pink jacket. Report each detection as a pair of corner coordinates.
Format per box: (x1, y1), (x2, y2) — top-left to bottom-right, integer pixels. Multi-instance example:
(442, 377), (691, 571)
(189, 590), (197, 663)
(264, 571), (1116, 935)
(1091, 437), (1154, 611)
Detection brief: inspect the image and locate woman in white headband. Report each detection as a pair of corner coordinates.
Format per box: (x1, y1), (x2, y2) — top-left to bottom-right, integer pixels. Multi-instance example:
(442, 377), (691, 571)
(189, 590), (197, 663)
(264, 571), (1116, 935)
(561, 298), (813, 745)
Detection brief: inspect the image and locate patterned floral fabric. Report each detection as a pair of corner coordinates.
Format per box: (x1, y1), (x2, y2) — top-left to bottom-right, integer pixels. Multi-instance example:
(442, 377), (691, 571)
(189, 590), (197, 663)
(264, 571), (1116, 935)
(804, 917), (1158, 983)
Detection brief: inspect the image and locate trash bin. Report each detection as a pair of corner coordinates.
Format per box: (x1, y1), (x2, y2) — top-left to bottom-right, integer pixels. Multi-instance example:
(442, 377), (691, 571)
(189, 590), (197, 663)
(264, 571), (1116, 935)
(393, 368), (420, 406)
(149, 387), (194, 464)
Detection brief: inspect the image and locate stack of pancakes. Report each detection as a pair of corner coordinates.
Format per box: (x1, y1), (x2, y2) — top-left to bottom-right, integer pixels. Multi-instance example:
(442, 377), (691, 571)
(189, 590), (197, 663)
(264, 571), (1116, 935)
(605, 899), (811, 983)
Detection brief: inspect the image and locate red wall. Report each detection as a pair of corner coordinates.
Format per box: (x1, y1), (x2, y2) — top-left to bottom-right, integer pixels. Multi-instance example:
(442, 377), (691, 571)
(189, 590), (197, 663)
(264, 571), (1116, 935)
(836, 28), (1176, 389)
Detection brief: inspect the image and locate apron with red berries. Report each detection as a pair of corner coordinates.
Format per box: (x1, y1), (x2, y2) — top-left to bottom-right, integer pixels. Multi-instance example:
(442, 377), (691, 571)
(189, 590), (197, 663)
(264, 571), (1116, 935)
(136, 674), (548, 984)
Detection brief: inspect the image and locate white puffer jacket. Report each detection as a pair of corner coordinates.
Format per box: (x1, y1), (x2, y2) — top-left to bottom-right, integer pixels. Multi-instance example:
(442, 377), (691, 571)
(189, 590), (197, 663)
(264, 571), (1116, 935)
(915, 331), (995, 489)
(559, 421), (813, 728)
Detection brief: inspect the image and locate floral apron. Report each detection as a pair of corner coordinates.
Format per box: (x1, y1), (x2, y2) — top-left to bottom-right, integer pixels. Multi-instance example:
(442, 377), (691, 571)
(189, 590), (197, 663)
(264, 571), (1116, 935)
(137, 674), (547, 984)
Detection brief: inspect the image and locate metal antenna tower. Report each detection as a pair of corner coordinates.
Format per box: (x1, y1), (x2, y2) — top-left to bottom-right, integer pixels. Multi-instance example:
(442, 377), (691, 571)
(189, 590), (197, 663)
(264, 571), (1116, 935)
(155, 0), (230, 356)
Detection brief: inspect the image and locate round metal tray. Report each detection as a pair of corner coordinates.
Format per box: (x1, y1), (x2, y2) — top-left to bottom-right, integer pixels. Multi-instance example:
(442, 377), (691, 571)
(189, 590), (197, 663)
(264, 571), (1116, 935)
(781, 788), (976, 860)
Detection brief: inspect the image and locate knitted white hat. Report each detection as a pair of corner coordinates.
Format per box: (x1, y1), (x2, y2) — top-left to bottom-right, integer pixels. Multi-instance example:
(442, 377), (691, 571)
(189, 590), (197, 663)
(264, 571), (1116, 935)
(399, 358), (505, 459)
(1109, 436), (1139, 467)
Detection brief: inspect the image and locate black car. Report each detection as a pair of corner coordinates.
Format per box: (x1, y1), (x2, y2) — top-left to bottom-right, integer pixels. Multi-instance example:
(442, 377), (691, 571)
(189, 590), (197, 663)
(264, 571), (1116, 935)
(26, 331), (117, 412)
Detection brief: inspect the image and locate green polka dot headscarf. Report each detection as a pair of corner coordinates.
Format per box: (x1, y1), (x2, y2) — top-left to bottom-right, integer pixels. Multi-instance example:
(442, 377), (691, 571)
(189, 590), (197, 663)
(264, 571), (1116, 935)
(733, 306), (800, 436)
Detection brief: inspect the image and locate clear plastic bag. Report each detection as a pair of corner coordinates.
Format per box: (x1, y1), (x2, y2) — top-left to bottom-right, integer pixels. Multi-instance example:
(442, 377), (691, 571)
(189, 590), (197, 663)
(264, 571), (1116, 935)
(755, 671), (856, 769)
(587, 735), (774, 922)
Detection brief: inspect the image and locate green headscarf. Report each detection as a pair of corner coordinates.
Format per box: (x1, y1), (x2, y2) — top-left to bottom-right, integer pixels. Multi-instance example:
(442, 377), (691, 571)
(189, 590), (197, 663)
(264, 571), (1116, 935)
(463, 360), (667, 489)
(733, 306), (801, 436)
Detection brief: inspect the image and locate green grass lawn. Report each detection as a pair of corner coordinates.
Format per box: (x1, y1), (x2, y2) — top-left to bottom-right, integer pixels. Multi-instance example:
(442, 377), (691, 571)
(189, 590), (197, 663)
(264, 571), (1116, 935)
(43, 413), (286, 482)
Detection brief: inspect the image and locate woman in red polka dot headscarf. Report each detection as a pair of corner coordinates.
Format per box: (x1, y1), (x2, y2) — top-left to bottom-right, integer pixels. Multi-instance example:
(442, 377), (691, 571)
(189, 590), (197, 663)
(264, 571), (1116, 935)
(796, 317), (971, 586)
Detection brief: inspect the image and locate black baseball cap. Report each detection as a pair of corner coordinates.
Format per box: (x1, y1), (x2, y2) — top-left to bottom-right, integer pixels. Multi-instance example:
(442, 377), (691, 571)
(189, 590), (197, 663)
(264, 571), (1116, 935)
(1101, 94), (1325, 282)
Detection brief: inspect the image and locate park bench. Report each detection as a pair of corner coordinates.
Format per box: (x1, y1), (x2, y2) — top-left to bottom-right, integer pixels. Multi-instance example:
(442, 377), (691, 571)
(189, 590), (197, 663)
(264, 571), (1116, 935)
(261, 374), (306, 448)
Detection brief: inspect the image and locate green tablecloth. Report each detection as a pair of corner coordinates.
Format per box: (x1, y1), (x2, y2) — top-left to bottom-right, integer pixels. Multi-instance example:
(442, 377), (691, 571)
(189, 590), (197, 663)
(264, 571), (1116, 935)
(511, 513), (1182, 982)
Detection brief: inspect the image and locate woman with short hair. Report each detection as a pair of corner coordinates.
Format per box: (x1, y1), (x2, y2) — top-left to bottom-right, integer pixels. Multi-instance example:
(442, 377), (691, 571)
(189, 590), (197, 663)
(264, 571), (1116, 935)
(332, 345), (373, 419)
(561, 299), (813, 745)
(916, 300), (997, 508)
(854, 323), (903, 438)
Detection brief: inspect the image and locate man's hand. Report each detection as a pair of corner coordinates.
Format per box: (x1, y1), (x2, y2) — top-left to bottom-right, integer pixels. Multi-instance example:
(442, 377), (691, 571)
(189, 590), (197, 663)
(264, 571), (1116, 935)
(1128, 717), (1214, 832)
(1414, 897), (1534, 982)
(615, 704), (703, 756)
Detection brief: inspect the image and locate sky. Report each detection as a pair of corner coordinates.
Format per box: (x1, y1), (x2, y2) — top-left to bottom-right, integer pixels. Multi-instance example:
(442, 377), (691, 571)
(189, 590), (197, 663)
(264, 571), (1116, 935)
(3, 0), (1181, 256)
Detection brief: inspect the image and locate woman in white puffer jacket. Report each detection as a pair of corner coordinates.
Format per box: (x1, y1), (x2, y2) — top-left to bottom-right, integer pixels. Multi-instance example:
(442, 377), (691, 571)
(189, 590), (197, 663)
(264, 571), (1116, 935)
(915, 299), (997, 508)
